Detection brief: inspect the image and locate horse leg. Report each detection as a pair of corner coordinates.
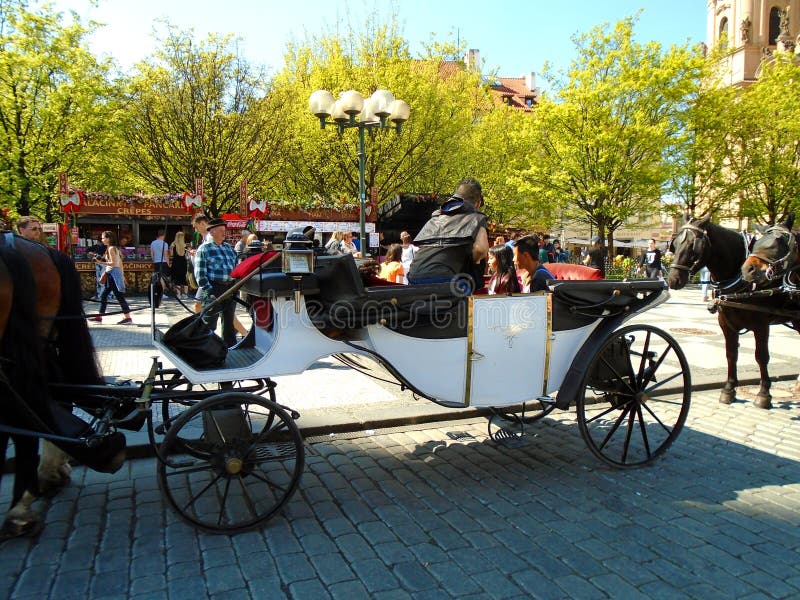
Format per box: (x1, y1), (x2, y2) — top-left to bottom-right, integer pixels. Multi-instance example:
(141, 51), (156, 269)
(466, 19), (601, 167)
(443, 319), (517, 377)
(0, 434), (43, 542)
(37, 440), (72, 497)
(719, 318), (739, 404)
(752, 324), (772, 409)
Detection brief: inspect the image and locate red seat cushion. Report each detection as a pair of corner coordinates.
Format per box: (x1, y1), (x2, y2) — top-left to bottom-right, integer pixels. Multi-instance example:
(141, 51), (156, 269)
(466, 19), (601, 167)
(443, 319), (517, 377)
(545, 263), (603, 280)
(231, 251), (280, 279)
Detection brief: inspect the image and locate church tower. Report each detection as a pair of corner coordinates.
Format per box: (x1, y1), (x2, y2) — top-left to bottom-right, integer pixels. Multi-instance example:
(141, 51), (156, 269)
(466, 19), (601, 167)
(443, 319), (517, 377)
(707, 0), (799, 85)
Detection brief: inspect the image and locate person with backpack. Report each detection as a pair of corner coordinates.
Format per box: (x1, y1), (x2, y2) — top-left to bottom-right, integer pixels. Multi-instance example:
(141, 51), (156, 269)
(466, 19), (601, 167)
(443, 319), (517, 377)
(514, 235), (554, 292)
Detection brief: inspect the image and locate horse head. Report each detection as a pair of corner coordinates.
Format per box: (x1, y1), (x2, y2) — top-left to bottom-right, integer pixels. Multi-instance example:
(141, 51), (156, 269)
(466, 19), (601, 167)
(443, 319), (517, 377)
(742, 213), (799, 285)
(667, 215), (712, 290)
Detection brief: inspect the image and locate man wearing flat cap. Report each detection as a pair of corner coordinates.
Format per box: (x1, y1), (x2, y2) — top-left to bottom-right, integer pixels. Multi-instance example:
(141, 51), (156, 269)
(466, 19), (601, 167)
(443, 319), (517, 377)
(194, 217), (238, 346)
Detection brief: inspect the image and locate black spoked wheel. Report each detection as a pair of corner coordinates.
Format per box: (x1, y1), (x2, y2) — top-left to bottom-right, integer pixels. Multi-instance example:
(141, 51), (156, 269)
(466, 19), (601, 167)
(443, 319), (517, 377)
(158, 374), (272, 435)
(157, 391), (303, 534)
(577, 324), (691, 468)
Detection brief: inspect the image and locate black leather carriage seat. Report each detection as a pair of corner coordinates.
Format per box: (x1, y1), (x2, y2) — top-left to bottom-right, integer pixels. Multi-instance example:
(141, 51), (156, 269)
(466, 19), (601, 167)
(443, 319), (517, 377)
(549, 279), (666, 331)
(305, 254), (468, 337)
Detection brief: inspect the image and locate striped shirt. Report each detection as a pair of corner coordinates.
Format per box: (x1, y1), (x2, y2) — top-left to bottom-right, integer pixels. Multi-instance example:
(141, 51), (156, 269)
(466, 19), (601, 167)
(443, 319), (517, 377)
(194, 240), (237, 294)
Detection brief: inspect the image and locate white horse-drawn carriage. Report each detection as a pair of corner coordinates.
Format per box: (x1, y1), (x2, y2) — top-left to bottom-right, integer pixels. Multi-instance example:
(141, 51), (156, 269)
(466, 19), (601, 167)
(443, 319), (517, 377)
(145, 232), (691, 533)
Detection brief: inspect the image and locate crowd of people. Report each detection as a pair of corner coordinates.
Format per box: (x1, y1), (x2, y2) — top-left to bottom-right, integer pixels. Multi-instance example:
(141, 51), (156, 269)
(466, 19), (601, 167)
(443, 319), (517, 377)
(10, 176), (681, 344)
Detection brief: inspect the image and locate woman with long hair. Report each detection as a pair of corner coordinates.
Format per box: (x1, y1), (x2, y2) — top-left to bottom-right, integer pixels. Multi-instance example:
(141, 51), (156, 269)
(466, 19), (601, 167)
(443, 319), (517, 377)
(487, 245), (521, 294)
(379, 244), (404, 283)
(325, 230), (345, 255)
(90, 231), (133, 324)
(170, 230), (188, 298)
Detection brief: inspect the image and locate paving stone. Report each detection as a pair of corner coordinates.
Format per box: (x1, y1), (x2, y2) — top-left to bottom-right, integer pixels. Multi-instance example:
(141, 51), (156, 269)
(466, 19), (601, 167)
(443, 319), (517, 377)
(203, 565), (247, 595)
(308, 552), (355, 585)
(247, 576), (286, 599)
(427, 561), (482, 596)
(350, 558), (400, 593)
(329, 579), (371, 600)
(392, 561), (438, 592)
(275, 553), (316, 585)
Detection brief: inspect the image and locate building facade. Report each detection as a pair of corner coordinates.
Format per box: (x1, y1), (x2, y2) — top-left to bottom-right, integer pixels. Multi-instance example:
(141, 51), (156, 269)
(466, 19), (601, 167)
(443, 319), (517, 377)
(708, 0), (800, 86)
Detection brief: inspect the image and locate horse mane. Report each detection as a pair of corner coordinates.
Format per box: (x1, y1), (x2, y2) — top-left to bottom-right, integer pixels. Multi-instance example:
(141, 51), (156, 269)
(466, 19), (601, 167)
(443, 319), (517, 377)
(48, 248), (104, 386)
(699, 219), (748, 282)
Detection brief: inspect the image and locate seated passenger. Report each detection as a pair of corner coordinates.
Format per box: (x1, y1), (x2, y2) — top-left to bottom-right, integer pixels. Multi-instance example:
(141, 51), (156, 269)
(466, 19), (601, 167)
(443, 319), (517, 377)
(513, 235), (554, 293)
(407, 177), (489, 288)
(487, 245), (521, 294)
(379, 244), (405, 284)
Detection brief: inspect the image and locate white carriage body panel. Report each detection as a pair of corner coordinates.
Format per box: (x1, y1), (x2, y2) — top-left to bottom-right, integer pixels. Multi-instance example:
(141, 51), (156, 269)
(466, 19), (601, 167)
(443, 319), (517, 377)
(366, 325), (468, 405)
(545, 323), (601, 395)
(153, 298), (361, 384)
(468, 295), (549, 407)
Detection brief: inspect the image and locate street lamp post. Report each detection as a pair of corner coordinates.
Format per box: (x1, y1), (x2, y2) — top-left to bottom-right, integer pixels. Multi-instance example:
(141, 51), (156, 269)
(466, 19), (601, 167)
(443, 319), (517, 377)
(309, 89), (410, 256)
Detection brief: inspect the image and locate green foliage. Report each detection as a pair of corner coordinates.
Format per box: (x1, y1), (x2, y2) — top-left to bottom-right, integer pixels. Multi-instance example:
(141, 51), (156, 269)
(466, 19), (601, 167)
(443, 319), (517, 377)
(271, 15), (491, 207)
(0, 1), (121, 220)
(120, 26), (293, 216)
(665, 45), (740, 218)
(727, 52), (800, 223)
(516, 16), (705, 243)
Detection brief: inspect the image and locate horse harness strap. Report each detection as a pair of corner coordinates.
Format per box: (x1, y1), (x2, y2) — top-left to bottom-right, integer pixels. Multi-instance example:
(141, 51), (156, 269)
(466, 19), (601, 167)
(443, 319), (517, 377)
(714, 298), (800, 320)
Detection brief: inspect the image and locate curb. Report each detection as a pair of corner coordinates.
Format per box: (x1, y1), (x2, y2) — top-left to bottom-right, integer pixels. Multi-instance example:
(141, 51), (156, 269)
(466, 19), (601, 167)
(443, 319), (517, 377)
(121, 371), (799, 460)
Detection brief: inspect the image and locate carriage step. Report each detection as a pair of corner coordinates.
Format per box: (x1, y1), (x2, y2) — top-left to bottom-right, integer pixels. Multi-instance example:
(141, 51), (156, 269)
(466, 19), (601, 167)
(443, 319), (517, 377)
(536, 396), (557, 404)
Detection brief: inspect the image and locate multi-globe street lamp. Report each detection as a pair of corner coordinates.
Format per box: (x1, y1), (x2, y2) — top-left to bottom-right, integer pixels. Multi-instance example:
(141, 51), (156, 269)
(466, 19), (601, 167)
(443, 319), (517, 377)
(308, 89), (410, 256)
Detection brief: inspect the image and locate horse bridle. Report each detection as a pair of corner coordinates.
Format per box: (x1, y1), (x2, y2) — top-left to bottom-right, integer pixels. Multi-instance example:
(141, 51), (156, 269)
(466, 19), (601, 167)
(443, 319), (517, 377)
(749, 224), (798, 281)
(669, 223), (710, 276)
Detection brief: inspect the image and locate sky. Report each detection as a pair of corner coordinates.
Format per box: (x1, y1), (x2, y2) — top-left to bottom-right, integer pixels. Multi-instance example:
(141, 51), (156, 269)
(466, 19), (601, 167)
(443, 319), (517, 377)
(48, 0), (708, 81)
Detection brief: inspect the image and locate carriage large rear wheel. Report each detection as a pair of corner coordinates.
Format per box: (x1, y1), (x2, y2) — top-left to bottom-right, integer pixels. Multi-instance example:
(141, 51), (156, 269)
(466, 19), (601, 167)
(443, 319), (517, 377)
(577, 324), (690, 468)
(157, 392), (304, 534)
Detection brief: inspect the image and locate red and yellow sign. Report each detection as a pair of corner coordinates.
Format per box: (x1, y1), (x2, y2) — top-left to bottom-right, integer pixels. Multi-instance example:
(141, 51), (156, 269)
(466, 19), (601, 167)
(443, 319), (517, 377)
(81, 197), (188, 216)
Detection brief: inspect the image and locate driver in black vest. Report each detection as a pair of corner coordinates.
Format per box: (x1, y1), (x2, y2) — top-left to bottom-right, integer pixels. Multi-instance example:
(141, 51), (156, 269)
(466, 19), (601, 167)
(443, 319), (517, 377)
(407, 177), (489, 289)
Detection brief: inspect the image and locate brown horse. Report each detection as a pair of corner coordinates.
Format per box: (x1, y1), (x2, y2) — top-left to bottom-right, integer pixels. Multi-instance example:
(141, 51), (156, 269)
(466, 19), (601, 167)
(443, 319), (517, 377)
(741, 214), (800, 287)
(666, 216), (799, 409)
(0, 233), (125, 540)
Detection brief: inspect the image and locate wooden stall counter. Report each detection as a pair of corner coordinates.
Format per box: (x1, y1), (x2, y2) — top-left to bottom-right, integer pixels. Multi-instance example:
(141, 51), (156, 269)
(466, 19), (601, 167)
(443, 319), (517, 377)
(75, 260), (157, 295)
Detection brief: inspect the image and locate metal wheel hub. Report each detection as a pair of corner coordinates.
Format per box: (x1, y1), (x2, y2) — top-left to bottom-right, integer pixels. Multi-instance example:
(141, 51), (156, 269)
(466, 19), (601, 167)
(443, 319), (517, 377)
(209, 441), (253, 478)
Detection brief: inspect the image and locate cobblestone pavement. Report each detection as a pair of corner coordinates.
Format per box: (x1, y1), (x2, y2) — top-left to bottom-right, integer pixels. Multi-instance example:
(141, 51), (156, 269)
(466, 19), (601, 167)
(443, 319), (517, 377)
(2, 383), (800, 599)
(2, 286), (800, 598)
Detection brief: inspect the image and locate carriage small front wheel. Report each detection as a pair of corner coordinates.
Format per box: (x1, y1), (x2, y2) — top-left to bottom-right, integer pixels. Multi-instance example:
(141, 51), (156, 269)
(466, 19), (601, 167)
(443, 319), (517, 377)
(576, 324), (691, 468)
(157, 391), (304, 534)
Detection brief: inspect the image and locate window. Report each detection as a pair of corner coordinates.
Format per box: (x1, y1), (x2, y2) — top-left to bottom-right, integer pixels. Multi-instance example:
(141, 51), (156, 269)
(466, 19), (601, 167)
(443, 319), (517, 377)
(525, 97), (533, 107)
(769, 7), (781, 45)
(719, 17), (729, 42)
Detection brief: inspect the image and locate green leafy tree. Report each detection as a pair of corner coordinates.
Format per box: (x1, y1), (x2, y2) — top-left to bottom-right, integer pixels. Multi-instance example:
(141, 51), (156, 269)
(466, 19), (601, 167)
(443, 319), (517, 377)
(665, 53), (740, 219)
(272, 16), (490, 206)
(517, 17), (704, 248)
(465, 104), (544, 231)
(728, 52), (800, 224)
(121, 27), (292, 216)
(0, 1), (120, 220)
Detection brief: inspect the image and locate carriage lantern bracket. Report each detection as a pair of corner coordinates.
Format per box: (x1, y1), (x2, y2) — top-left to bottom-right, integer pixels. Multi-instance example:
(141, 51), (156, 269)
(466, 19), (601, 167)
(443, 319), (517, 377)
(308, 89), (411, 255)
(283, 230), (316, 312)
